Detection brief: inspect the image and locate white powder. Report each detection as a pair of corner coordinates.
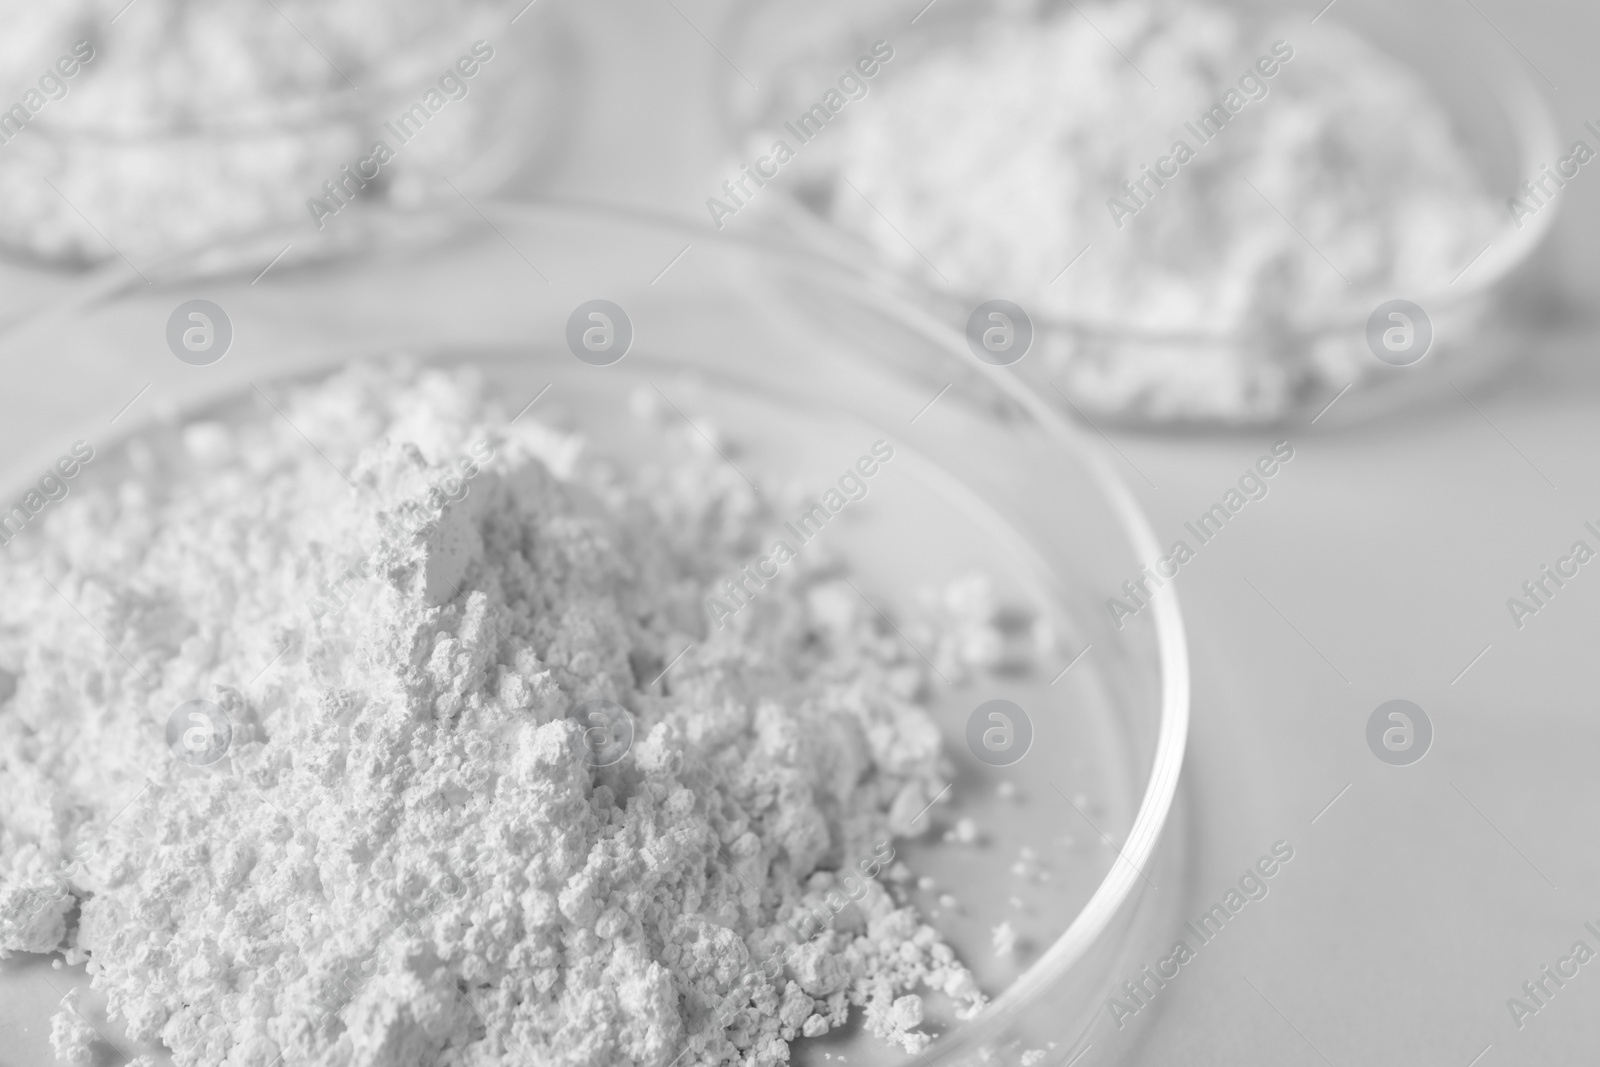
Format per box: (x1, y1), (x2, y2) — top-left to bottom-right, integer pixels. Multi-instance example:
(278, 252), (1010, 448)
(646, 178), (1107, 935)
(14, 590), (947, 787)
(0, 361), (983, 1066)
(822, 0), (1503, 421)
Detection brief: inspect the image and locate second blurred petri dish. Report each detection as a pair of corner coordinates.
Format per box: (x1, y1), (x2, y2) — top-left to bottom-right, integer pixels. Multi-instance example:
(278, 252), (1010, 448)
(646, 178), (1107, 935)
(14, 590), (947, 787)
(711, 0), (1561, 430)
(0, 1), (583, 302)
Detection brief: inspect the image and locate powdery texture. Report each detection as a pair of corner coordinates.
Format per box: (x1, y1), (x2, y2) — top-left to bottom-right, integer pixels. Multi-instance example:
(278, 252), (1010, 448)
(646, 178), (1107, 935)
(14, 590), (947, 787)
(0, 361), (982, 1067)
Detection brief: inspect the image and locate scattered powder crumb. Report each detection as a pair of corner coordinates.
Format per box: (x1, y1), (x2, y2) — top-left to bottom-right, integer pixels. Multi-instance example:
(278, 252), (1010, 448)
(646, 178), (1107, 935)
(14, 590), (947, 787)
(995, 782), (1017, 802)
(0, 361), (987, 1067)
(917, 876), (937, 893)
(1011, 848), (1039, 881)
(937, 894), (958, 911)
(47, 989), (96, 1067)
(946, 817), (979, 845)
(906, 576), (1044, 684)
(991, 923), (1017, 959)
(1020, 1049), (1045, 1066)
(888, 996), (923, 1032)
(886, 780), (935, 838)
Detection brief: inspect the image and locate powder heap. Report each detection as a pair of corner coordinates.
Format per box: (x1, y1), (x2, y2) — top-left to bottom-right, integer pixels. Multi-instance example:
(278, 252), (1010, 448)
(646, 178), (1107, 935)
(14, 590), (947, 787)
(818, 0), (1504, 422)
(0, 361), (983, 1067)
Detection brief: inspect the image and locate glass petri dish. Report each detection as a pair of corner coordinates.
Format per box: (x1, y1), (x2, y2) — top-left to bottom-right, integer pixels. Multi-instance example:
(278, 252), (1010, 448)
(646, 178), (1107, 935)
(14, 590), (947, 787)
(712, 0), (1561, 430)
(0, 3), (582, 331)
(0, 200), (1188, 1067)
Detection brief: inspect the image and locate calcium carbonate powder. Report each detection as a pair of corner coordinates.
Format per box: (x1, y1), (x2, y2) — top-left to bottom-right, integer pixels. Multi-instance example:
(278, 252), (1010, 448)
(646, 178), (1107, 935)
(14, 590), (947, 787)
(0, 361), (984, 1066)
(823, 0), (1505, 421)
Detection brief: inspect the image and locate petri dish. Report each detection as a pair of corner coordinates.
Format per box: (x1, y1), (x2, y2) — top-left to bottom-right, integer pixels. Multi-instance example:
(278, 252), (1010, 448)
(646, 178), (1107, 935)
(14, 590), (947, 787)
(0, 200), (1188, 1067)
(711, 0), (1561, 430)
(0, 3), (583, 332)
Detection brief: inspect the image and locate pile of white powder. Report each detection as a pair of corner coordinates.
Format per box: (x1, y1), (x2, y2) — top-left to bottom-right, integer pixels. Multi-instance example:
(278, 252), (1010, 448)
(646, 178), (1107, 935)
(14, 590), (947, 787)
(0, 361), (984, 1066)
(814, 0), (1505, 422)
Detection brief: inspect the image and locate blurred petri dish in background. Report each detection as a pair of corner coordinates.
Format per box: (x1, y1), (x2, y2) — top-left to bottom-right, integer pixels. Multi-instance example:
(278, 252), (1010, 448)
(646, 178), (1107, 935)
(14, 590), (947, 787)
(711, 0), (1562, 430)
(0, 0), (582, 293)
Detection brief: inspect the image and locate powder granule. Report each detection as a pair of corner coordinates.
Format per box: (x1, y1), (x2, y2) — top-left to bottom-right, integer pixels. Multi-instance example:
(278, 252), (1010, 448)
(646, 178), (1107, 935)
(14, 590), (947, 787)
(0, 360), (983, 1066)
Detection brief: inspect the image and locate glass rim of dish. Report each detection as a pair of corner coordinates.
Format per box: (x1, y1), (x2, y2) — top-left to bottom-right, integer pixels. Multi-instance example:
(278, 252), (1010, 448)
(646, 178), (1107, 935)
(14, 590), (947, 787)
(0, 200), (483, 310)
(8, 196), (1192, 1064)
(712, 0), (1563, 341)
(17, 27), (573, 146)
